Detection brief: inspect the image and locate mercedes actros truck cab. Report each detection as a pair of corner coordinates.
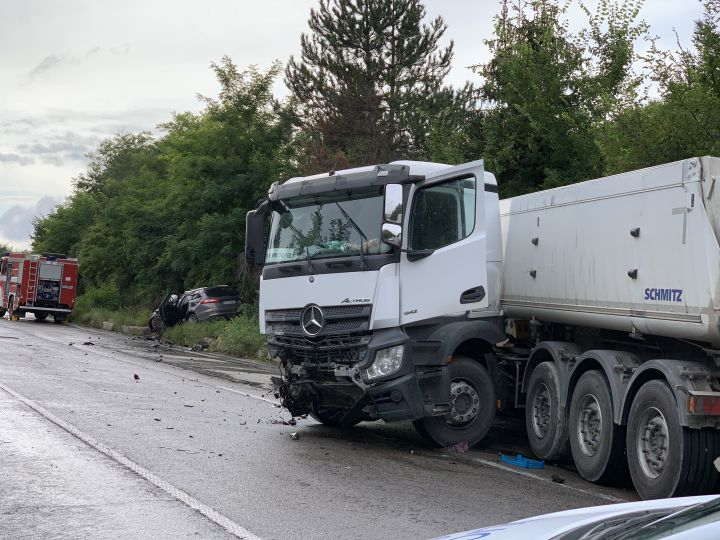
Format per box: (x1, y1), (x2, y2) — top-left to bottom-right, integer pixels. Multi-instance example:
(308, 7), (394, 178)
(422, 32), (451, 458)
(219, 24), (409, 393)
(246, 157), (720, 500)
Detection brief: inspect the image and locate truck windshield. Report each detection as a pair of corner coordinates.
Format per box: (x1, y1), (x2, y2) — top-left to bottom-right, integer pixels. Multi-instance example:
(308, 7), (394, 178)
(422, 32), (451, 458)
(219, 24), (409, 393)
(265, 187), (393, 264)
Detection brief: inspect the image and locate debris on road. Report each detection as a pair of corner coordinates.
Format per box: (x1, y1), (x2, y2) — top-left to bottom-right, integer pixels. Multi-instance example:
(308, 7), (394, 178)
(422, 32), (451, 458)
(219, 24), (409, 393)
(133, 374), (140, 381)
(551, 475), (565, 484)
(442, 441), (469, 454)
(290, 432), (300, 440)
(153, 418), (161, 422)
(288, 418), (297, 426)
(82, 341), (95, 346)
(499, 453), (545, 469)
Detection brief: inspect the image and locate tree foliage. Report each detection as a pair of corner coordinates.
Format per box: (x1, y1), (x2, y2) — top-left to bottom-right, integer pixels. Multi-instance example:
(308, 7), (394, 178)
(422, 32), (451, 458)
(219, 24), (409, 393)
(477, 0), (646, 196)
(32, 59), (294, 304)
(285, 0), (475, 169)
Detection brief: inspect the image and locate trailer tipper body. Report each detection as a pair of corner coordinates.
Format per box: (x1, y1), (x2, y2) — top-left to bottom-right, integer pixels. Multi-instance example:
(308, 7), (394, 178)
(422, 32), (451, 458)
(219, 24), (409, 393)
(0, 252), (79, 322)
(246, 157), (720, 499)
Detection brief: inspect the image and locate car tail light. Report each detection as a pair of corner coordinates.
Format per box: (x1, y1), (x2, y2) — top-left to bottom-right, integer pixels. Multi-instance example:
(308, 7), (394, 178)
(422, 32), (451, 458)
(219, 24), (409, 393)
(200, 297), (221, 304)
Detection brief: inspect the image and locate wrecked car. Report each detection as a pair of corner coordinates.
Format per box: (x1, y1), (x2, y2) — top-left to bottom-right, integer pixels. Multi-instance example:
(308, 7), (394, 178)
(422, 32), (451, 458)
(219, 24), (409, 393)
(147, 285), (241, 332)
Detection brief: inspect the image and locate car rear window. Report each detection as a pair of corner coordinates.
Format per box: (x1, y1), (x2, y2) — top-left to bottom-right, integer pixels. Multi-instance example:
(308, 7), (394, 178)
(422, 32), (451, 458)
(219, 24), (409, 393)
(205, 286), (238, 297)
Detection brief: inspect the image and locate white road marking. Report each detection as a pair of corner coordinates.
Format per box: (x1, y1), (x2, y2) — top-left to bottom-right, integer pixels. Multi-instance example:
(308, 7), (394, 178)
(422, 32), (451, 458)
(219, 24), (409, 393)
(471, 457), (628, 503)
(0, 381), (263, 540)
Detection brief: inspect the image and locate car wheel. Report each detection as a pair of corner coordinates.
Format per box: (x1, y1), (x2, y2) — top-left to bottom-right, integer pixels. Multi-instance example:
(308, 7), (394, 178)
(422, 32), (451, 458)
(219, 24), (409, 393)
(413, 356), (496, 448)
(569, 370), (627, 485)
(148, 315), (165, 332)
(526, 361), (570, 462)
(627, 380), (720, 499)
(186, 313), (198, 324)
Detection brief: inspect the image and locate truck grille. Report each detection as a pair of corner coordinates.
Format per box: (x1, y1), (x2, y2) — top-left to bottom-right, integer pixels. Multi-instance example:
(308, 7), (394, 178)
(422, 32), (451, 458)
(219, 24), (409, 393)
(269, 334), (371, 365)
(265, 304), (372, 337)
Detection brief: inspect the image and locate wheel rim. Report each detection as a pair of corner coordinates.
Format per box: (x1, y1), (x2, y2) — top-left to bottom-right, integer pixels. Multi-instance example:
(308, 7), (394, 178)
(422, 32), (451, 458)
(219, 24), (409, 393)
(531, 383), (551, 439)
(576, 393), (603, 457)
(635, 406), (669, 479)
(447, 379), (481, 426)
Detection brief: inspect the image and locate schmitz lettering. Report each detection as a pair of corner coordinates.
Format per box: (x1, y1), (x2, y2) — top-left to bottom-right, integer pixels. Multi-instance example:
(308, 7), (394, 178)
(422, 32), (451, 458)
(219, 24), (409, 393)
(644, 288), (683, 302)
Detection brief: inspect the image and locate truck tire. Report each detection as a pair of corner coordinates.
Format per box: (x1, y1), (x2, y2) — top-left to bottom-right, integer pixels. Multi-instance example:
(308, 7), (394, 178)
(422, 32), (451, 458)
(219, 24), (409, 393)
(569, 370), (627, 484)
(627, 380), (720, 499)
(53, 314), (67, 324)
(34, 312), (48, 321)
(310, 405), (361, 428)
(413, 356), (495, 448)
(525, 361), (570, 462)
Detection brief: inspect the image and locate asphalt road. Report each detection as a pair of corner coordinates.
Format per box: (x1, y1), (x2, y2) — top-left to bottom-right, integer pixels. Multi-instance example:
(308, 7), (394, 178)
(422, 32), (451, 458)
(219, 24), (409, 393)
(0, 318), (637, 539)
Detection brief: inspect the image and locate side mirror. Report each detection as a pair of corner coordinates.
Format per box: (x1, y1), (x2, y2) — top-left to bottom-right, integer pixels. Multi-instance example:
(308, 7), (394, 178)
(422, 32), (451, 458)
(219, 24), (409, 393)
(381, 223), (402, 248)
(245, 207), (267, 266)
(383, 184), (403, 224)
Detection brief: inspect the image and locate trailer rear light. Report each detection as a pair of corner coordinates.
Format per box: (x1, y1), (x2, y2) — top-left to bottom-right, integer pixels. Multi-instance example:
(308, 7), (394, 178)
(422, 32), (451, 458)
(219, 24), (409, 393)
(688, 392), (720, 415)
(200, 298), (221, 304)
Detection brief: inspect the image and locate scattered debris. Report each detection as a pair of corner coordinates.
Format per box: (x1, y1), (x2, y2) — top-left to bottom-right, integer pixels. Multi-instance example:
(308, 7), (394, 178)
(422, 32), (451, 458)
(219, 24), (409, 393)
(82, 341), (95, 346)
(290, 432), (300, 440)
(499, 453), (545, 469)
(442, 441), (470, 454)
(134, 374), (140, 381)
(239, 421), (246, 425)
(551, 475), (565, 484)
(191, 343), (203, 352)
(153, 418), (161, 422)
(288, 418), (297, 426)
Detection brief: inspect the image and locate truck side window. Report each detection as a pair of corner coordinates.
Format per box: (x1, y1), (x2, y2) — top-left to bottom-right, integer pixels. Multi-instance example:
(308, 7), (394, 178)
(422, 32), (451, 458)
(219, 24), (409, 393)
(409, 176), (476, 250)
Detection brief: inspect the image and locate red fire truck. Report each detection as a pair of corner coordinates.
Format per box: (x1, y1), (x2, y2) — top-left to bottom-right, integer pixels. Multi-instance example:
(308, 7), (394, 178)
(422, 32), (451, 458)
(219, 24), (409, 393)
(0, 252), (79, 322)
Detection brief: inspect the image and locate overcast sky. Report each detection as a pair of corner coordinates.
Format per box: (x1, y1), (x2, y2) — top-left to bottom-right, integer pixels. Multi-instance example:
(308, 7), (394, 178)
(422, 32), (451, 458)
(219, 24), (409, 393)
(0, 0), (704, 249)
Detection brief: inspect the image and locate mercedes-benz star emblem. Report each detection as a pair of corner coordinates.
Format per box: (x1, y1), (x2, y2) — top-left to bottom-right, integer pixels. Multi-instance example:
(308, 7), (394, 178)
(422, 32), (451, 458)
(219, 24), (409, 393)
(301, 304), (325, 337)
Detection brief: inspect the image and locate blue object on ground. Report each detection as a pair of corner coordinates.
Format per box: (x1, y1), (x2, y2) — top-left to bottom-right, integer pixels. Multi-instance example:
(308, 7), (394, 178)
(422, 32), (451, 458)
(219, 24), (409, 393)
(499, 453), (545, 469)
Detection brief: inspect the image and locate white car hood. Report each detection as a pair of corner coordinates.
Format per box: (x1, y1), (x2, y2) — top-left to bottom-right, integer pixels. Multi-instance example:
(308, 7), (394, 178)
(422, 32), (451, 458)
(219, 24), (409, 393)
(434, 496), (719, 540)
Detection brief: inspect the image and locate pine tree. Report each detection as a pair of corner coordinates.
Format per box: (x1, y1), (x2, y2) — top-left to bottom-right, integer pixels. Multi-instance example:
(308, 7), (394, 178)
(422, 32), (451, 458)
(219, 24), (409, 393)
(285, 0), (456, 169)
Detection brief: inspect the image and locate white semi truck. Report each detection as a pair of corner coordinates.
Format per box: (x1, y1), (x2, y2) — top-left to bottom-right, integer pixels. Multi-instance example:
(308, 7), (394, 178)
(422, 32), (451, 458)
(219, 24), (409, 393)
(245, 156), (720, 499)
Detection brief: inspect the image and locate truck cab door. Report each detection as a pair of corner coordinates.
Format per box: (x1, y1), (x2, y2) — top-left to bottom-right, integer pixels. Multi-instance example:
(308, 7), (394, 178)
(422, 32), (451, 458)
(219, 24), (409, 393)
(399, 160), (489, 325)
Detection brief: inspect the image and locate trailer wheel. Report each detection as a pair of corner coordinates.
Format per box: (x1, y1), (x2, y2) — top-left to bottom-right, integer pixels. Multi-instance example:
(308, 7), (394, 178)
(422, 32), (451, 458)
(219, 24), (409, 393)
(627, 380), (720, 499)
(569, 370), (627, 484)
(413, 356), (495, 448)
(34, 312), (48, 321)
(525, 361), (570, 462)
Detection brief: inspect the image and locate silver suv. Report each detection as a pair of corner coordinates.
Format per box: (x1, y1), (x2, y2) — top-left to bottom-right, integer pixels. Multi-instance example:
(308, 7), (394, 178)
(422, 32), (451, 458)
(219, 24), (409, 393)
(148, 285), (241, 331)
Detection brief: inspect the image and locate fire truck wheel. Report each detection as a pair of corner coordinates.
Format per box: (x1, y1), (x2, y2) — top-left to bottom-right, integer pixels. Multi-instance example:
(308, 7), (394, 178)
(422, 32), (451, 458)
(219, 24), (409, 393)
(34, 312), (49, 321)
(413, 356), (496, 448)
(53, 314), (67, 324)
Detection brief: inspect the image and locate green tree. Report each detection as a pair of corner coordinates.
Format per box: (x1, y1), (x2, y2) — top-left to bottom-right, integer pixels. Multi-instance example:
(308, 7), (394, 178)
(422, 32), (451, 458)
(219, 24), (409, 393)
(477, 0), (646, 196)
(286, 0), (469, 169)
(600, 0), (720, 172)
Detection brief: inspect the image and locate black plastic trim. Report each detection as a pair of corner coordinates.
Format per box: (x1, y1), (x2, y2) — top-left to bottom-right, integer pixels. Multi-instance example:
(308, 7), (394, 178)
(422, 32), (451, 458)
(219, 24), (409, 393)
(484, 183), (498, 193)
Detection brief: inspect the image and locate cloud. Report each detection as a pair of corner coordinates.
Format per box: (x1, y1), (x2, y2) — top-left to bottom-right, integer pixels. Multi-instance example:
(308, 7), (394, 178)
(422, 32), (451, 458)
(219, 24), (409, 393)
(0, 153), (35, 166)
(0, 196), (59, 246)
(27, 54), (70, 81)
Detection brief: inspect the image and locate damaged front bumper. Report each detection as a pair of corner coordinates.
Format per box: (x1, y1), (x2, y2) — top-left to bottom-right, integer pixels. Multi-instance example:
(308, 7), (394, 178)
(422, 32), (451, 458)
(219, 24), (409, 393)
(270, 327), (451, 425)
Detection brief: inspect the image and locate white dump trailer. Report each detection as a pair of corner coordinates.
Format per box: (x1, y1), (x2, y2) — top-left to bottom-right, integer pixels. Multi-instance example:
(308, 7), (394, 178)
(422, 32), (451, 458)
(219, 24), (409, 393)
(500, 157), (720, 499)
(247, 156), (720, 500)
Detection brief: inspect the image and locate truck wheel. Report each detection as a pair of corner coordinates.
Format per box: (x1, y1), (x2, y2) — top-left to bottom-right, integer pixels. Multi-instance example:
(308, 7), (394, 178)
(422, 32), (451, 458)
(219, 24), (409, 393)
(525, 361), (570, 462)
(310, 405), (361, 427)
(413, 356), (495, 448)
(627, 380), (720, 499)
(34, 312), (48, 321)
(53, 314), (67, 324)
(569, 370), (627, 484)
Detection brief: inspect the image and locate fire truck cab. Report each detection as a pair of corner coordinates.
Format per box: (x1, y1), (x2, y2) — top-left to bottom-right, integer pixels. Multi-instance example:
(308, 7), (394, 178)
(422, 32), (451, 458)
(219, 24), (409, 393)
(0, 252), (79, 322)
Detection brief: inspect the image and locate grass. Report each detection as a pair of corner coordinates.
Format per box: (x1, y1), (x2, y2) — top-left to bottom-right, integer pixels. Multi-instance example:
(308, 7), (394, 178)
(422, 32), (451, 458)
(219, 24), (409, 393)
(70, 292), (269, 361)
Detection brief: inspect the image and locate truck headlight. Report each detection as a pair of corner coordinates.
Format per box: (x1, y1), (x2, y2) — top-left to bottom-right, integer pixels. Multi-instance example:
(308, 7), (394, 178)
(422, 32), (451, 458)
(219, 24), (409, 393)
(365, 345), (404, 381)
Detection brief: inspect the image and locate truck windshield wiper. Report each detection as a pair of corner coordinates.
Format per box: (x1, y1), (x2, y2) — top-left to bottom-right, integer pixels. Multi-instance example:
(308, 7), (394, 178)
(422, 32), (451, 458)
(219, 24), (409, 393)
(335, 202), (368, 270)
